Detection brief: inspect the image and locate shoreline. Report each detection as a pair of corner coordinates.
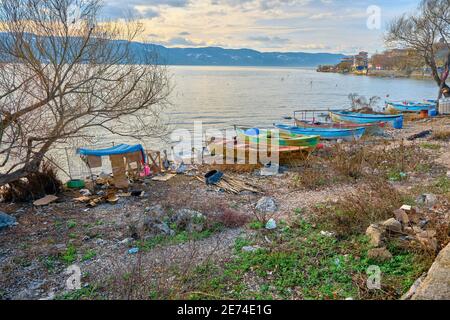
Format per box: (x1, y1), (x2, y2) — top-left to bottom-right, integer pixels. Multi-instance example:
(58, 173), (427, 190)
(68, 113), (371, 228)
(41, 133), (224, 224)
(0, 117), (449, 300)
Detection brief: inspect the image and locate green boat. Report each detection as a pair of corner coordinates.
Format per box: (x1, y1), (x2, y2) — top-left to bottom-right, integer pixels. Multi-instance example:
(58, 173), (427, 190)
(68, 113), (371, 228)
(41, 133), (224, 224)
(235, 127), (320, 149)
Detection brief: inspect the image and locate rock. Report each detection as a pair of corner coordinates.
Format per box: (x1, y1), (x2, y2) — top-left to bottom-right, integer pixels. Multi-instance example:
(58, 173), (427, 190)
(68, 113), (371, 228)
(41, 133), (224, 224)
(411, 243), (450, 300)
(382, 218), (402, 233)
(416, 193), (438, 207)
(144, 205), (167, 220)
(394, 209), (409, 225)
(320, 231), (335, 237)
(142, 217), (175, 237)
(255, 197), (278, 213)
(368, 247), (393, 262)
(0, 211), (17, 230)
(265, 219), (277, 230)
(33, 195), (58, 206)
(242, 246), (261, 253)
(366, 224), (384, 247)
(402, 273), (427, 300)
(171, 209), (205, 233)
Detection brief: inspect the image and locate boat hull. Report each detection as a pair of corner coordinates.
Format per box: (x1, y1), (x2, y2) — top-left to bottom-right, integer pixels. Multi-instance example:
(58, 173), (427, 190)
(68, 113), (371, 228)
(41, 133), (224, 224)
(235, 128), (320, 149)
(330, 111), (403, 125)
(294, 119), (384, 135)
(385, 101), (436, 113)
(208, 140), (312, 166)
(274, 124), (365, 141)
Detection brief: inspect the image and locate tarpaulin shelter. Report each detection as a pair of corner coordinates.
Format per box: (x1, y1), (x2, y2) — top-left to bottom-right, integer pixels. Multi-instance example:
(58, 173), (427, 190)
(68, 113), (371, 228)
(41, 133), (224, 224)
(77, 144), (146, 189)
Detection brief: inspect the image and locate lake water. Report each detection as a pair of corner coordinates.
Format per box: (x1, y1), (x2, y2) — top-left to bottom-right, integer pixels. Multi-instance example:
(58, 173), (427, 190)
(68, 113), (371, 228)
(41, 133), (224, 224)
(168, 66), (437, 131)
(62, 66), (438, 179)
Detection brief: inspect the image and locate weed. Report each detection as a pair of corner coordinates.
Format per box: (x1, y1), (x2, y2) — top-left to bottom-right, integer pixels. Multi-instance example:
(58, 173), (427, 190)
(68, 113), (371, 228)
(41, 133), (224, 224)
(420, 143), (441, 150)
(61, 244), (77, 264)
(57, 285), (99, 300)
(82, 250), (97, 262)
(432, 130), (450, 141)
(67, 220), (77, 229)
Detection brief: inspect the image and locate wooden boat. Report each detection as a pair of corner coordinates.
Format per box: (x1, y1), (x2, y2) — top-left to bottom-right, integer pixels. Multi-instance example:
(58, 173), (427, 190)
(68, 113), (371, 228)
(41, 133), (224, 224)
(207, 139), (313, 166)
(330, 110), (403, 125)
(294, 118), (385, 135)
(385, 101), (436, 113)
(235, 127), (320, 149)
(274, 124), (365, 141)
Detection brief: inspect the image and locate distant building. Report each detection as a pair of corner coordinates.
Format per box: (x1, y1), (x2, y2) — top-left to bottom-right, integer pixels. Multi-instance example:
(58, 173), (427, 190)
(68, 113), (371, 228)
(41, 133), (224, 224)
(340, 52), (369, 68)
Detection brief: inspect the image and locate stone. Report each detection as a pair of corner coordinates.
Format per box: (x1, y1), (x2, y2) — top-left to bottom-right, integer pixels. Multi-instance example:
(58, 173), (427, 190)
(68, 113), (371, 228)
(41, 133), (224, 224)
(416, 193), (438, 207)
(382, 218), (402, 233)
(0, 211), (16, 230)
(143, 217), (175, 237)
(366, 224), (384, 247)
(255, 197), (278, 213)
(402, 274), (427, 300)
(145, 205), (167, 220)
(320, 231), (335, 237)
(171, 209), (205, 233)
(394, 209), (409, 225)
(242, 246), (261, 253)
(367, 247), (393, 262)
(265, 219), (277, 230)
(412, 243), (450, 300)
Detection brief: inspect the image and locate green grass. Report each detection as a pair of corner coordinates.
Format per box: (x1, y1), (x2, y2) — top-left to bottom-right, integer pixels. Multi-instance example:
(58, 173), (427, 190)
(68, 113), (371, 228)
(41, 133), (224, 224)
(61, 244), (77, 265)
(82, 250), (97, 262)
(420, 143), (441, 150)
(138, 227), (220, 252)
(434, 176), (450, 194)
(57, 285), (100, 300)
(67, 220), (77, 229)
(183, 220), (432, 300)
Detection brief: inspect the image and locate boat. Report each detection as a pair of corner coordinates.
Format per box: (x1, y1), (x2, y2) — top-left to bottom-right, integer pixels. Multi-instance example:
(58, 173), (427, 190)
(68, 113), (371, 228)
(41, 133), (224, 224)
(330, 110), (403, 125)
(274, 124), (365, 141)
(208, 139), (314, 166)
(235, 127), (320, 149)
(294, 118), (385, 135)
(385, 101), (436, 113)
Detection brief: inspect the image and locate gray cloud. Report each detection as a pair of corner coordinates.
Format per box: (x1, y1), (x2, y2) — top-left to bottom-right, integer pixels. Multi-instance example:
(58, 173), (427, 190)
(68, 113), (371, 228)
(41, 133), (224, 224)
(248, 35), (290, 44)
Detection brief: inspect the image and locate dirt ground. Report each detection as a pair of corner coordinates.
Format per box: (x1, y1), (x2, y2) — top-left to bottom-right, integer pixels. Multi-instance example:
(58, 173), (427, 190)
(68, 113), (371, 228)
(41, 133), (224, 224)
(0, 117), (449, 300)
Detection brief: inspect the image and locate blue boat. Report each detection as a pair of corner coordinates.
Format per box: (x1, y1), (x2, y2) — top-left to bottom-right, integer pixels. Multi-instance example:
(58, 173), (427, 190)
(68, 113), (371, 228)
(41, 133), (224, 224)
(330, 110), (403, 125)
(274, 124), (365, 141)
(386, 101), (436, 113)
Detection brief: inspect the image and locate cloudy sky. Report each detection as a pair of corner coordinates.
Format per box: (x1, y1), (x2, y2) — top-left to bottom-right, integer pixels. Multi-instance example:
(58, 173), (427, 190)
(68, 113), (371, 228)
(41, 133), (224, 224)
(102, 0), (420, 54)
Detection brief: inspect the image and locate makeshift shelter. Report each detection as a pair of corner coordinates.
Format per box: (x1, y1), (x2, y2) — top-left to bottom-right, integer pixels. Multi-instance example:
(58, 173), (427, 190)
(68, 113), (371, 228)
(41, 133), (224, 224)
(77, 144), (146, 189)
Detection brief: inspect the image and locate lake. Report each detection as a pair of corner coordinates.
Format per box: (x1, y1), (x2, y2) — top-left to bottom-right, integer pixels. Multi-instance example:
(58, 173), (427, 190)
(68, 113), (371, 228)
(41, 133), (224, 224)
(61, 66), (438, 179)
(168, 66), (437, 131)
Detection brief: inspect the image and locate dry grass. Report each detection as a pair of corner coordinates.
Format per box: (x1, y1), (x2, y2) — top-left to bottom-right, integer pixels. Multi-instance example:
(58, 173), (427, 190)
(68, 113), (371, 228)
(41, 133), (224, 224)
(1, 161), (63, 202)
(432, 129), (450, 141)
(313, 178), (405, 238)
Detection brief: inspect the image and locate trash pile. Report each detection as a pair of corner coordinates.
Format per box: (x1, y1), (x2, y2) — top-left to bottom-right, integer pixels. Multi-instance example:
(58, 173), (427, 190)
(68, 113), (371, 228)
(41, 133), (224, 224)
(366, 198), (449, 261)
(197, 170), (261, 194)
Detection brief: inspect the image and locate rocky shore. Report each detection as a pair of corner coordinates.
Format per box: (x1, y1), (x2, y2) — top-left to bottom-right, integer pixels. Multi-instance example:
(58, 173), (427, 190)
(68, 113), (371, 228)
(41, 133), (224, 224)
(0, 117), (449, 300)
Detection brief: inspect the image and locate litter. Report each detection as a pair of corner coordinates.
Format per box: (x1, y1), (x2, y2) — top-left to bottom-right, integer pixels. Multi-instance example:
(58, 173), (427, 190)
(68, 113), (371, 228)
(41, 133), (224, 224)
(73, 196), (91, 203)
(128, 248), (139, 254)
(79, 189), (92, 197)
(196, 174), (260, 194)
(152, 174), (176, 182)
(265, 219), (277, 230)
(205, 170), (224, 185)
(33, 195), (58, 206)
(407, 130), (432, 141)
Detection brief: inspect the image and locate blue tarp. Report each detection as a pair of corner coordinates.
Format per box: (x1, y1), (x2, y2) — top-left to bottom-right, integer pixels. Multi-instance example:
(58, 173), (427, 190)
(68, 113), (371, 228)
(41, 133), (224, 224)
(77, 144), (146, 162)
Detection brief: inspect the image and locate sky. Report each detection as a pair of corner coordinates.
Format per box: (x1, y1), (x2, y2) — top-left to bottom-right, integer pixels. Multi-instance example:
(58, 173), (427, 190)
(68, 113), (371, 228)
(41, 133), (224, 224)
(102, 0), (421, 54)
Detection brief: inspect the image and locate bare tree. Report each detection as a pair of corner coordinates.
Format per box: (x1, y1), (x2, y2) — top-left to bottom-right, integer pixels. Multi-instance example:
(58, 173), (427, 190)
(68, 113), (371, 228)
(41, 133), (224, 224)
(385, 0), (450, 99)
(0, 0), (171, 186)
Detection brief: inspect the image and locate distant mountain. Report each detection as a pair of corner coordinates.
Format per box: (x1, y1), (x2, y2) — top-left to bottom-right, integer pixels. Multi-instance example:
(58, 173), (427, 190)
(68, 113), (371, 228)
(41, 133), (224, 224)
(0, 32), (345, 67)
(134, 43), (346, 67)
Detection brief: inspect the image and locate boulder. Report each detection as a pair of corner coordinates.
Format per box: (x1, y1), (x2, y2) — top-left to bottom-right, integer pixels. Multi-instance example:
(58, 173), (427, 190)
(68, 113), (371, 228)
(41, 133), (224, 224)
(366, 224), (384, 247)
(368, 247), (393, 262)
(382, 218), (402, 233)
(394, 209), (409, 225)
(416, 194), (438, 207)
(144, 205), (167, 221)
(255, 197), (278, 213)
(411, 243), (450, 300)
(0, 212), (16, 230)
(142, 217), (175, 237)
(171, 209), (205, 233)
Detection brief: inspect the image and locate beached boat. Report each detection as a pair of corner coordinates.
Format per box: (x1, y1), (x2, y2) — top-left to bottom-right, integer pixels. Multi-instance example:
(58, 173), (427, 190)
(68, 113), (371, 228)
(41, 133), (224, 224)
(294, 118), (385, 135)
(274, 124), (365, 141)
(330, 110), (403, 125)
(235, 127), (320, 149)
(208, 139), (313, 165)
(385, 101), (436, 113)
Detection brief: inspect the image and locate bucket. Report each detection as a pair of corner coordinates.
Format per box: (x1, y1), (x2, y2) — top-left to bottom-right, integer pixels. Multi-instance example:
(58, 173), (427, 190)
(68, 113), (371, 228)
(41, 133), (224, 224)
(419, 110), (428, 119)
(429, 109), (438, 117)
(393, 117), (403, 129)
